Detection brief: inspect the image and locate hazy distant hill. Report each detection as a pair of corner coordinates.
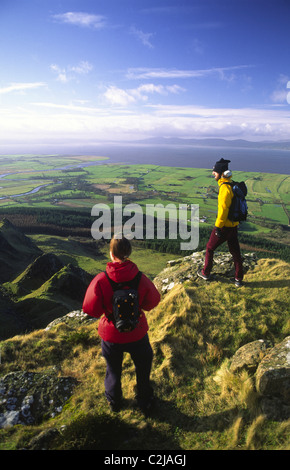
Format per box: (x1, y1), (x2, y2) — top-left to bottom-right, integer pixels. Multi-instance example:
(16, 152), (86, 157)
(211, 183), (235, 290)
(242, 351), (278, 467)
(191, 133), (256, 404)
(136, 137), (290, 150)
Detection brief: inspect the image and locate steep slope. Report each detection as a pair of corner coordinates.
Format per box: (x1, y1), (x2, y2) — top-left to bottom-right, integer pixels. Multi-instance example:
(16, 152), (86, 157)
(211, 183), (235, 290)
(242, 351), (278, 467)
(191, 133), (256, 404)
(0, 220), (93, 339)
(0, 286), (24, 340)
(11, 264), (93, 335)
(0, 218), (42, 282)
(9, 253), (64, 296)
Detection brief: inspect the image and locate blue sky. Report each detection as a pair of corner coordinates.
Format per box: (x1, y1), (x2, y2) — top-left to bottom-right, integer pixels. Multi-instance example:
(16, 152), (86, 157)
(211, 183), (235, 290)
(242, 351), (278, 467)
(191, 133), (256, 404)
(1, 0), (290, 151)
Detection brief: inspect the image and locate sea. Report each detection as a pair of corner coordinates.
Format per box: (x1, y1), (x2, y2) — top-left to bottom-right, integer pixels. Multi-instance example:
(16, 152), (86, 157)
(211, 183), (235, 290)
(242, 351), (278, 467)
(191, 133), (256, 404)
(87, 143), (290, 175)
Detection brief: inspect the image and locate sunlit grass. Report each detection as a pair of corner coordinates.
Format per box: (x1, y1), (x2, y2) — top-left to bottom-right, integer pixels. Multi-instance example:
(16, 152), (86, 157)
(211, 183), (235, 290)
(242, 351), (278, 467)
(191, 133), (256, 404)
(0, 257), (289, 450)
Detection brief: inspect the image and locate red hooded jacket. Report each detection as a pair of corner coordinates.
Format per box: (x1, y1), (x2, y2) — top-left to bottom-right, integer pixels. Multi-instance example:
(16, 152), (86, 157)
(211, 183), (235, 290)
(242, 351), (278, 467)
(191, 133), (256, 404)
(82, 259), (161, 344)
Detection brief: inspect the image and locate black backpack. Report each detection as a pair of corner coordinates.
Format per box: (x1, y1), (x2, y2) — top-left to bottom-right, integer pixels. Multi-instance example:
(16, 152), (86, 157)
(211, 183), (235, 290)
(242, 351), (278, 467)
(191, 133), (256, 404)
(105, 271), (142, 332)
(221, 181), (248, 222)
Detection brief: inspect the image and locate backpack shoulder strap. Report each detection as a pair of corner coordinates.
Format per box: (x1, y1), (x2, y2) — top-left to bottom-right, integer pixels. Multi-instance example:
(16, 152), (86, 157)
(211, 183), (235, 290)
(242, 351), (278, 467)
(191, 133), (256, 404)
(129, 271), (142, 289)
(105, 271), (118, 290)
(220, 181), (234, 198)
(105, 271), (142, 291)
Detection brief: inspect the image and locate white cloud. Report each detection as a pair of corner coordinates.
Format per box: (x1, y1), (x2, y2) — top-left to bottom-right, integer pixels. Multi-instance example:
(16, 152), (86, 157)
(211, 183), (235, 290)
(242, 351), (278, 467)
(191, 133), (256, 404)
(50, 61), (93, 83)
(127, 65), (252, 80)
(270, 74), (289, 104)
(50, 64), (68, 83)
(52, 12), (107, 29)
(1, 102), (290, 149)
(103, 83), (185, 106)
(141, 104), (290, 140)
(70, 61), (93, 74)
(104, 86), (136, 106)
(136, 84), (164, 94)
(271, 89), (288, 103)
(0, 82), (46, 95)
(32, 102), (101, 113)
(166, 85), (186, 94)
(130, 26), (154, 48)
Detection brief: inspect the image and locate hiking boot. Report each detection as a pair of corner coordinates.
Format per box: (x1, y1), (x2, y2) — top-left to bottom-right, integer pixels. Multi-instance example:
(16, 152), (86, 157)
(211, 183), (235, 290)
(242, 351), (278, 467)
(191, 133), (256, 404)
(138, 396), (155, 418)
(140, 397), (154, 418)
(197, 269), (211, 281)
(108, 400), (122, 412)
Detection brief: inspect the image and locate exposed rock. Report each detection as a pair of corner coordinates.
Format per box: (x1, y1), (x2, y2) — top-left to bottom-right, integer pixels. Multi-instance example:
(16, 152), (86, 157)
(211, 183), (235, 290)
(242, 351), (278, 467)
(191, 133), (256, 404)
(0, 370), (78, 429)
(229, 337), (290, 421)
(46, 309), (97, 330)
(230, 339), (272, 373)
(26, 427), (61, 450)
(154, 251), (258, 292)
(259, 396), (290, 422)
(256, 336), (290, 399)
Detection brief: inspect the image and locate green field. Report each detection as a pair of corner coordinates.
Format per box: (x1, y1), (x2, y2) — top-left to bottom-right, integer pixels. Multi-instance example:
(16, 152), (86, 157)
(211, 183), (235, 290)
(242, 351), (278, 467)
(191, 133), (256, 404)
(0, 154), (289, 235)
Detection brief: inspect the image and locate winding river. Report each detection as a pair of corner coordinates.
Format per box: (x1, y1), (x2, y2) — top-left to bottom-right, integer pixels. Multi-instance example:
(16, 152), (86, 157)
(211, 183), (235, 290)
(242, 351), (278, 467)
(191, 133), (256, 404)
(0, 160), (103, 200)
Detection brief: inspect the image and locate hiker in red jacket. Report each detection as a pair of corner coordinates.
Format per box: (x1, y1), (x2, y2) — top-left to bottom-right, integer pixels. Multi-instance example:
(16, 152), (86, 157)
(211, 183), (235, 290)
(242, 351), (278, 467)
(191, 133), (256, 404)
(82, 236), (160, 415)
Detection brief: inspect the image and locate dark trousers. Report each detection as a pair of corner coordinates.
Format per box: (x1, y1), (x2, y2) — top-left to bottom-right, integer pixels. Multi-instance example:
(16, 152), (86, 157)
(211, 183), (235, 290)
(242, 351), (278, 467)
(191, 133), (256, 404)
(101, 334), (153, 408)
(203, 226), (243, 280)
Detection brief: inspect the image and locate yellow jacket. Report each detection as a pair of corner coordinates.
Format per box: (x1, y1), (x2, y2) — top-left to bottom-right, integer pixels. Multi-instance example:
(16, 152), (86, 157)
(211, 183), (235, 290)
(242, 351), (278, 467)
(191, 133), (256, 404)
(215, 177), (239, 228)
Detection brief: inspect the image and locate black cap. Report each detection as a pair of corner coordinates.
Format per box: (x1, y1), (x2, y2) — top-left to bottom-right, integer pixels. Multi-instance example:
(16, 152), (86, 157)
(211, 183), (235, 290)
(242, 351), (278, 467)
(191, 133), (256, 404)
(213, 158), (231, 174)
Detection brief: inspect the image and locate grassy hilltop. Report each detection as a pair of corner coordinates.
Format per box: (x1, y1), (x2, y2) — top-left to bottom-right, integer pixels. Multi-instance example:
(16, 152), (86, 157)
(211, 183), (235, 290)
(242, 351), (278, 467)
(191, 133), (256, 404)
(0, 246), (289, 450)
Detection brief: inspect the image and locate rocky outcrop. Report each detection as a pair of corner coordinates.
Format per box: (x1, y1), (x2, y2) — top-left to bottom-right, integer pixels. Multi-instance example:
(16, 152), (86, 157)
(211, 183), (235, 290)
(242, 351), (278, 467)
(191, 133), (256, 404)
(229, 337), (290, 420)
(256, 336), (290, 420)
(45, 309), (97, 330)
(230, 339), (272, 374)
(0, 311), (94, 432)
(256, 337), (290, 398)
(0, 370), (78, 429)
(154, 251), (258, 293)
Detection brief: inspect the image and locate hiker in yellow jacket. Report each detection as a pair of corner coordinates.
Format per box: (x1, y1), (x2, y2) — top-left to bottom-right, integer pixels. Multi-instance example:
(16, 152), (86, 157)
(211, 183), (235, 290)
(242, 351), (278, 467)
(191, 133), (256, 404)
(197, 158), (244, 287)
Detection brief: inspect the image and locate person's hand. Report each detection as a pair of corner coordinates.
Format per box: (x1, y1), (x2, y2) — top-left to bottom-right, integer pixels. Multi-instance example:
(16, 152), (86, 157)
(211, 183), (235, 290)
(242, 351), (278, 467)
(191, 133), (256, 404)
(215, 226), (222, 238)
